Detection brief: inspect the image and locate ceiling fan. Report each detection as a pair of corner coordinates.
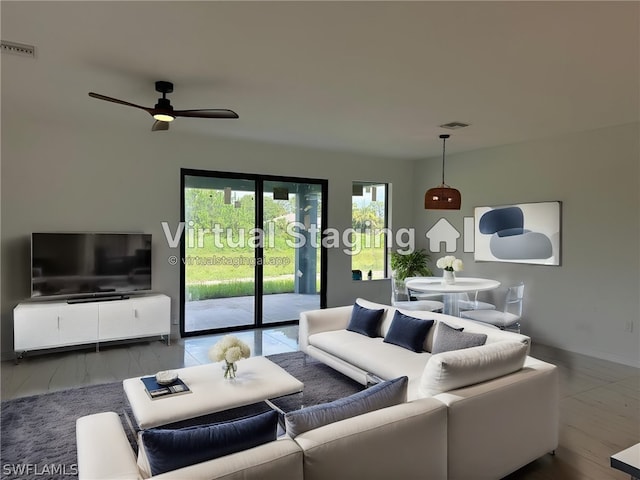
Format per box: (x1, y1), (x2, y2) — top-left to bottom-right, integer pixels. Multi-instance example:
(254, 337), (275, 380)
(88, 81), (238, 131)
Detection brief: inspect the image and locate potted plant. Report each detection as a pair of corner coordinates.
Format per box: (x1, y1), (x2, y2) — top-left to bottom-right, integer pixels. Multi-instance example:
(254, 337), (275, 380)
(390, 249), (433, 280)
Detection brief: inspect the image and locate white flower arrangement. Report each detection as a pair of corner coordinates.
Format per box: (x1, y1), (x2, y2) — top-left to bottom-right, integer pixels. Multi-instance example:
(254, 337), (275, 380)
(436, 255), (464, 272)
(209, 335), (251, 364)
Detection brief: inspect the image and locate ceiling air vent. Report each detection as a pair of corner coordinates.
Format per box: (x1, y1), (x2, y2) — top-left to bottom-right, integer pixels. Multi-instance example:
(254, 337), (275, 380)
(439, 121), (469, 130)
(1, 41), (35, 58)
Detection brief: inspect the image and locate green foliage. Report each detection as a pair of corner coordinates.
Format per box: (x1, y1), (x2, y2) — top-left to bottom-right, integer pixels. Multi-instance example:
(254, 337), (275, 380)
(187, 278), (295, 301)
(184, 186), (325, 300)
(352, 202), (385, 230)
(350, 231), (386, 276)
(390, 249), (433, 280)
(184, 188), (290, 231)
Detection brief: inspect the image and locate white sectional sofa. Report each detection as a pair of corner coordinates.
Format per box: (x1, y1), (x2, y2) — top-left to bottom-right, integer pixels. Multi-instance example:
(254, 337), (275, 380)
(77, 398), (449, 480)
(76, 298), (558, 480)
(300, 298), (559, 480)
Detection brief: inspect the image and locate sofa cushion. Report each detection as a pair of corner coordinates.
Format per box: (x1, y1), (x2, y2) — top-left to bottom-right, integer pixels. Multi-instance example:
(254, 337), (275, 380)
(308, 330), (382, 362)
(346, 302), (385, 337)
(419, 341), (528, 396)
(284, 376), (408, 438)
(308, 331), (430, 385)
(139, 410), (279, 476)
(383, 311), (434, 353)
(431, 321), (487, 354)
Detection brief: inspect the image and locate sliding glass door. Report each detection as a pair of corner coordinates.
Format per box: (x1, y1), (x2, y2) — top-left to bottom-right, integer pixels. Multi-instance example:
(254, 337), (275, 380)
(181, 170), (326, 336)
(262, 180), (323, 324)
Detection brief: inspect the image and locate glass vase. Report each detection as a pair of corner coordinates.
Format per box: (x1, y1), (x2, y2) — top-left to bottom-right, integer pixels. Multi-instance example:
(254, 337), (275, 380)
(442, 270), (456, 285)
(223, 360), (237, 379)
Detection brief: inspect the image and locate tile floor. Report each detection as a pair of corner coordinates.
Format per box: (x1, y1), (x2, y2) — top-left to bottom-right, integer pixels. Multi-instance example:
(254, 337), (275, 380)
(1, 326), (638, 480)
(0, 325), (298, 401)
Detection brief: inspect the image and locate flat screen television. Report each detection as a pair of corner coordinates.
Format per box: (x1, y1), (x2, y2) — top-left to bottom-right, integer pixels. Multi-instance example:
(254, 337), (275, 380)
(31, 232), (152, 299)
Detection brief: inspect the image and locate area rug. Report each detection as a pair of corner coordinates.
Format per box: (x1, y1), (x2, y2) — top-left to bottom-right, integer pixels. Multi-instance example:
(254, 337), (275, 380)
(0, 351), (362, 480)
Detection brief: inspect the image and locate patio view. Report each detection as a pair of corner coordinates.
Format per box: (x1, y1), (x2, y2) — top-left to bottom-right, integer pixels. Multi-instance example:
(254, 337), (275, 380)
(183, 175), (387, 333)
(351, 182), (387, 280)
(183, 174), (325, 333)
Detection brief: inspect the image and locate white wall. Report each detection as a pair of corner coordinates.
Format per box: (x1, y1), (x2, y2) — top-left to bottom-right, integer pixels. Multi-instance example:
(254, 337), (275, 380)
(3, 112), (638, 367)
(413, 123), (640, 367)
(1, 118), (413, 357)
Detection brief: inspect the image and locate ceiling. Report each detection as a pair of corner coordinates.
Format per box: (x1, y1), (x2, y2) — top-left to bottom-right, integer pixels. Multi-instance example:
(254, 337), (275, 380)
(2, 1), (638, 159)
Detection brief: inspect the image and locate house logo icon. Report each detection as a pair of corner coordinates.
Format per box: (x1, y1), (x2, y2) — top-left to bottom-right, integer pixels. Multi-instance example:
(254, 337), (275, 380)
(425, 218), (460, 253)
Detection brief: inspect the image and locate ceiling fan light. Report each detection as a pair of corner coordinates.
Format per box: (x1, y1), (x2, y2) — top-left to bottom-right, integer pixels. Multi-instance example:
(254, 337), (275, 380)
(153, 113), (175, 122)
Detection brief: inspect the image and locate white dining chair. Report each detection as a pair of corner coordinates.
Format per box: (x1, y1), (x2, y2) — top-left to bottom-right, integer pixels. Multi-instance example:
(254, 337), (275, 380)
(459, 283), (524, 333)
(458, 291), (496, 312)
(391, 274), (444, 312)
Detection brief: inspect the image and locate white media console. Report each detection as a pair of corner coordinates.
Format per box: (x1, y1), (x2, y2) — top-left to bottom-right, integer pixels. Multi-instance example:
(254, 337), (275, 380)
(13, 293), (171, 361)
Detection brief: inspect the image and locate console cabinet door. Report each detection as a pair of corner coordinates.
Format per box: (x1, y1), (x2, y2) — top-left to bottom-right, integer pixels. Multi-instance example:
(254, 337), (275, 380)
(98, 295), (170, 341)
(98, 301), (136, 341)
(130, 296), (170, 337)
(58, 303), (99, 345)
(14, 304), (60, 351)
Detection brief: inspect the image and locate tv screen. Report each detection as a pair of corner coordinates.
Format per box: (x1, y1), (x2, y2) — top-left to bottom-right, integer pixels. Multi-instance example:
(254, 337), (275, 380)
(31, 232), (152, 298)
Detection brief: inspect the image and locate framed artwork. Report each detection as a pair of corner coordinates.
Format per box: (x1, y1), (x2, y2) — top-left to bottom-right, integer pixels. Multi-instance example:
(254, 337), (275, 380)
(474, 201), (561, 265)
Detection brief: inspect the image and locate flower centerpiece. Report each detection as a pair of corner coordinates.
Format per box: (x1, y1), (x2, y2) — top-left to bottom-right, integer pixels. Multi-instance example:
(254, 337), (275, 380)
(208, 335), (251, 379)
(436, 255), (464, 285)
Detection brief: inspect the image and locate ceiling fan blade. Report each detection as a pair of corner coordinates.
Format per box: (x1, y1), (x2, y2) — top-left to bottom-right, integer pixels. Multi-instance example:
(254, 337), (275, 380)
(151, 120), (170, 131)
(172, 109), (239, 119)
(88, 92), (153, 113)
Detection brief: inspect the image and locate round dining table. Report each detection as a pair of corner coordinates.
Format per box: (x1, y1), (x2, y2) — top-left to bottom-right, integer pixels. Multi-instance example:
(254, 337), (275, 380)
(405, 277), (501, 317)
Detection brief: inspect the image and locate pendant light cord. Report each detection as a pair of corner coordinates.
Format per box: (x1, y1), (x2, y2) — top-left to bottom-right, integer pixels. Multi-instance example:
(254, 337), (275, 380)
(440, 133), (450, 186)
(441, 136), (446, 185)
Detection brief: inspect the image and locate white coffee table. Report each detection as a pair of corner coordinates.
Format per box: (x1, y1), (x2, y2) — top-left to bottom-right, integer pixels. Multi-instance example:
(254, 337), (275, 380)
(123, 356), (304, 430)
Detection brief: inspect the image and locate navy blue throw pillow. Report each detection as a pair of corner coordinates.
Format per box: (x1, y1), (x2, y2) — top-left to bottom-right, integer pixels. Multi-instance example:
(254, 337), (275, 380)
(141, 410), (279, 476)
(383, 311), (435, 352)
(285, 376), (408, 437)
(346, 302), (385, 337)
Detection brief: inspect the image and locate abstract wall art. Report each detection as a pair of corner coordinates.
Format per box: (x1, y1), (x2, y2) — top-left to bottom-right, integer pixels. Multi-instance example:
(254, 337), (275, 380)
(474, 201), (561, 265)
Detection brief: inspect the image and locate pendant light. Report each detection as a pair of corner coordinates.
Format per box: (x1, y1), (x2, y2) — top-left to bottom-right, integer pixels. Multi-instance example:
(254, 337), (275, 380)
(424, 134), (461, 210)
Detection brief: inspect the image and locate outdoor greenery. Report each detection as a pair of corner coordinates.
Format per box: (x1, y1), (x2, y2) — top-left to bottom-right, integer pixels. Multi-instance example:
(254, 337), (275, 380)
(352, 202), (385, 230)
(351, 194), (387, 279)
(185, 188), (316, 300)
(350, 230), (386, 277)
(184, 188), (388, 299)
(187, 278), (296, 301)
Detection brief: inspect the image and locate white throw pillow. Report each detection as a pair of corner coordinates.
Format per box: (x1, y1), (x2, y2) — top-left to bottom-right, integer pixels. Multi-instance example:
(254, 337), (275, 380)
(418, 341), (528, 397)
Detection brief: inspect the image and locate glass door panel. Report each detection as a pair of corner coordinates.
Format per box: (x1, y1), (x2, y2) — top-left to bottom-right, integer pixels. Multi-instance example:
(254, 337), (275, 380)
(262, 181), (322, 323)
(183, 175), (256, 333)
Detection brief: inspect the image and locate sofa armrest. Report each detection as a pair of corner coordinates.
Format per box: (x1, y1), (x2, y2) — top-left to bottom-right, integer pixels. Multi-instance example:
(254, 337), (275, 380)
(434, 357), (558, 480)
(293, 398), (447, 480)
(76, 412), (140, 480)
(298, 306), (353, 353)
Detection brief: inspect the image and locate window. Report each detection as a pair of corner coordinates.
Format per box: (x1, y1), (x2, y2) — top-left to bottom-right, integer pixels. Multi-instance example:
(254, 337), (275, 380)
(351, 182), (388, 280)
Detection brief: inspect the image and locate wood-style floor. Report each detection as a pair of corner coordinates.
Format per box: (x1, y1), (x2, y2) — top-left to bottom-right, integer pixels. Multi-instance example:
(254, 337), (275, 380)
(1, 329), (637, 480)
(506, 344), (639, 480)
